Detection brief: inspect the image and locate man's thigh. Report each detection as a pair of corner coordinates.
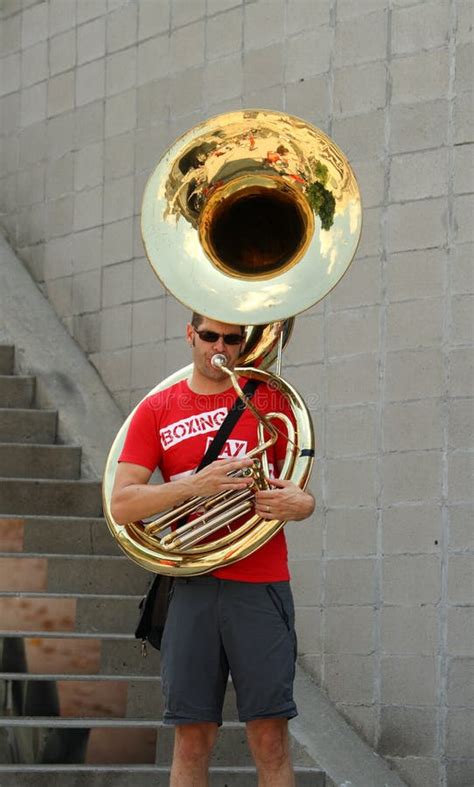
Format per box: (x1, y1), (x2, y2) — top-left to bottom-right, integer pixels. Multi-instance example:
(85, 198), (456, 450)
(219, 580), (298, 722)
(161, 577), (229, 725)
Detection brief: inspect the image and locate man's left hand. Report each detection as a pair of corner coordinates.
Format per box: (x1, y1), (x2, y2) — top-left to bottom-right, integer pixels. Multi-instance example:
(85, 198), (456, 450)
(254, 478), (315, 521)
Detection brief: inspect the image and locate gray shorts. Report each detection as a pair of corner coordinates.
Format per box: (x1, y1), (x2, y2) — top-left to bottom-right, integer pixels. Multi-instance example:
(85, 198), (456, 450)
(160, 576), (298, 725)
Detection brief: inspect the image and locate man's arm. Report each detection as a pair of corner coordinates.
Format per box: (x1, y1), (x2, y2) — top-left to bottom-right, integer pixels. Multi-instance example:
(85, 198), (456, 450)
(111, 457), (254, 525)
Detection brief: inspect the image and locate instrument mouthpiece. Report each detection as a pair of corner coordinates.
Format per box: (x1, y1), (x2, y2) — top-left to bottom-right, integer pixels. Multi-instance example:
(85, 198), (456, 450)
(211, 353), (228, 369)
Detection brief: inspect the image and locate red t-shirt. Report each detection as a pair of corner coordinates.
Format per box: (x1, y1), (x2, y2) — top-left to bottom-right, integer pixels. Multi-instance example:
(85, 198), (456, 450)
(119, 377), (292, 582)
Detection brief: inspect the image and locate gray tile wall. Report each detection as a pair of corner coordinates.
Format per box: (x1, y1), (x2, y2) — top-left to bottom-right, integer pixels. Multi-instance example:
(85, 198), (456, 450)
(0, 1), (472, 784)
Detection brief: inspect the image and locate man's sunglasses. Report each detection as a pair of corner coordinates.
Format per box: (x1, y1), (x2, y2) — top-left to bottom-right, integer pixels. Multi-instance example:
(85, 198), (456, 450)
(194, 328), (244, 346)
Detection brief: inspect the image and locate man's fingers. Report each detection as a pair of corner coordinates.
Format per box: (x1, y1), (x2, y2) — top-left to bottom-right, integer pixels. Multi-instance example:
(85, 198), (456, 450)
(221, 481), (251, 491)
(211, 458), (253, 473)
(216, 473), (251, 484)
(265, 477), (291, 488)
(255, 489), (285, 500)
(255, 506), (277, 519)
(217, 457), (253, 466)
(255, 495), (278, 504)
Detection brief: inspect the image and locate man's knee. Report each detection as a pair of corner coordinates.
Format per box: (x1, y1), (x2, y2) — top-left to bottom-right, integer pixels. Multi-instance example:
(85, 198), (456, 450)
(246, 718), (290, 766)
(174, 722), (219, 763)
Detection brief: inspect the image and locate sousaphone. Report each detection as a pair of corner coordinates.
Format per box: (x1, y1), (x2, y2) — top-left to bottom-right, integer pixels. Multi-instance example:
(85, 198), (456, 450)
(103, 109), (361, 575)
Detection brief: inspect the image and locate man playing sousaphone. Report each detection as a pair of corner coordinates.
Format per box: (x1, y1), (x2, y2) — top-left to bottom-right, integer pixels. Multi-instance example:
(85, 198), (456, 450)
(105, 108), (361, 786)
(111, 311), (315, 787)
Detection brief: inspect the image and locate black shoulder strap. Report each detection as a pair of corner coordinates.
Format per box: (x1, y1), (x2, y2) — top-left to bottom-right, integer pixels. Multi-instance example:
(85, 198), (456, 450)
(195, 377), (261, 472)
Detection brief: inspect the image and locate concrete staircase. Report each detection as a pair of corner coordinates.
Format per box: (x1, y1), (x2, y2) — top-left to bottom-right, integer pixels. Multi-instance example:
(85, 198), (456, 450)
(0, 344), (325, 786)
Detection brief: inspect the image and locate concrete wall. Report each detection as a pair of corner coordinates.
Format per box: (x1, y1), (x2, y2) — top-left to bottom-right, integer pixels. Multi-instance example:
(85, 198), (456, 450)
(0, 1), (473, 785)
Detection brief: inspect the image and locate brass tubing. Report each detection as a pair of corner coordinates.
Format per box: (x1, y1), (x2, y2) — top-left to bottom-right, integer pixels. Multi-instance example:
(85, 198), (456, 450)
(183, 514), (260, 554)
(143, 414), (282, 540)
(160, 487), (255, 547)
(144, 468), (253, 536)
(165, 500), (254, 550)
(144, 497), (202, 534)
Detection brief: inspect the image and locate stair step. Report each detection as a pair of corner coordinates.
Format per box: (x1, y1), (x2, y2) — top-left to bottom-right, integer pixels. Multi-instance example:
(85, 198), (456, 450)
(0, 592), (140, 636)
(2, 715), (159, 727)
(0, 630), (137, 638)
(0, 408), (57, 444)
(0, 516), (118, 556)
(0, 375), (35, 408)
(0, 766), (325, 786)
(0, 674), (239, 721)
(0, 443), (81, 479)
(0, 591), (141, 634)
(0, 478), (102, 516)
(99, 634), (160, 675)
(0, 673), (159, 681)
(0, 720), (316, 767)
(0, 346), (14, 375)
(0, 634), (161, 677)
(0, 553), (146, 593)
(1, 675), (163, 721)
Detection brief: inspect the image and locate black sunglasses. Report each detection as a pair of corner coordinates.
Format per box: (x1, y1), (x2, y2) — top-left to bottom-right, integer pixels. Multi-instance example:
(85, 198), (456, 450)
(194, 328), (244, 346)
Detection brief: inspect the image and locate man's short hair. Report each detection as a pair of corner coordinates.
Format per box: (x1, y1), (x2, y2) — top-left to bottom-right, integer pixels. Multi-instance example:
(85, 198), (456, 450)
(191, 312), (245, 333)
(191, 312), (205, 329)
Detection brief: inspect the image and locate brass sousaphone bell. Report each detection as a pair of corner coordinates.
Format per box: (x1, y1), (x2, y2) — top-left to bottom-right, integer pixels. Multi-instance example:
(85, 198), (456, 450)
(103, 110), (362, 575)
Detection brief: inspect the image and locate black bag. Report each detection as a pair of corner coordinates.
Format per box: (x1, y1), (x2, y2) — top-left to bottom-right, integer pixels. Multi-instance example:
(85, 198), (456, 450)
(135, 573), (174, 654)
(135, 378), (261, 654)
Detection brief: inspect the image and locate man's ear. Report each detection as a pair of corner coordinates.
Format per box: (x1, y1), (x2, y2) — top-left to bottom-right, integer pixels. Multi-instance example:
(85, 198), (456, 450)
(185, 323), (194, 346)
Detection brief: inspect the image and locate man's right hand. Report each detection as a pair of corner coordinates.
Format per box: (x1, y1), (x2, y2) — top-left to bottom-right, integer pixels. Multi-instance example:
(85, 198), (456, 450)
(111, 458), (254, 525)
(189, 458), (254, 497)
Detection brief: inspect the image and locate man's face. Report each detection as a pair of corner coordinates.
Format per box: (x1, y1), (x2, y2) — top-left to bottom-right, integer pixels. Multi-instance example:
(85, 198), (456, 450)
(186, 318), (245, 381)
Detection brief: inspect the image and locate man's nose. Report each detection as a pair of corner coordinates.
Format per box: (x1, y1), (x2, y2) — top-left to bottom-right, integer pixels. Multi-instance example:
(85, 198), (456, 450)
(214, 336), (226, 351)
